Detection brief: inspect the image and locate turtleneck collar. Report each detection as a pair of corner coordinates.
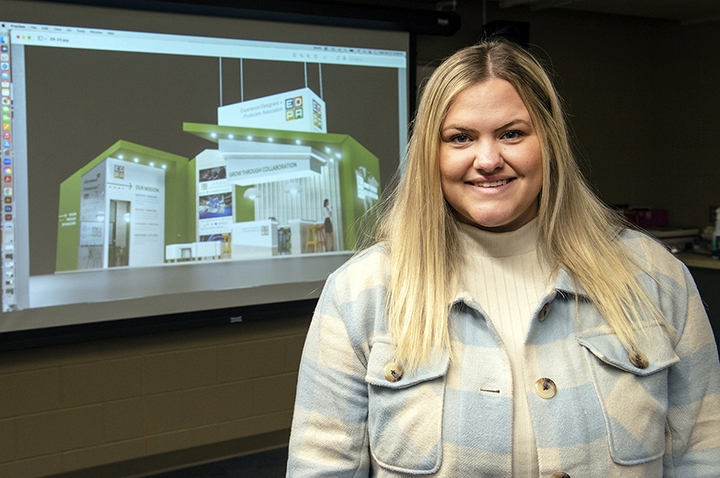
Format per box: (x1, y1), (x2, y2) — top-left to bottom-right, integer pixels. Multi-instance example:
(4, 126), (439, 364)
(457, 217), (539, 258)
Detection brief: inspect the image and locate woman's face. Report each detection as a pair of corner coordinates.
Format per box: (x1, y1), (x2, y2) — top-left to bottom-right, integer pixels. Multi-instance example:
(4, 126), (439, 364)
(439, 78), (543, 232)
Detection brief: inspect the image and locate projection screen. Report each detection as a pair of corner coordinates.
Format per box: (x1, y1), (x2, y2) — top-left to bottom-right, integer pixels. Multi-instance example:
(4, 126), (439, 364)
(0, 0), (409, 339)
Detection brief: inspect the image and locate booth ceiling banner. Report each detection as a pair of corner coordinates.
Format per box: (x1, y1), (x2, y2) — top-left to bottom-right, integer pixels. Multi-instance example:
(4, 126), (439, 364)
(224, 150), (325, 186)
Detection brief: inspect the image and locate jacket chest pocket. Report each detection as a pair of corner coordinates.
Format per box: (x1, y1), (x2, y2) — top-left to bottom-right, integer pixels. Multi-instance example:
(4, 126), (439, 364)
(364, 340), (449, 475)
(577, 326), (679, 465)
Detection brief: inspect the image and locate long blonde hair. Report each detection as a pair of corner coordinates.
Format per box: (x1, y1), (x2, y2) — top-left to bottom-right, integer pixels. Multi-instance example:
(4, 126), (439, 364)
(378, 38), (659, 370)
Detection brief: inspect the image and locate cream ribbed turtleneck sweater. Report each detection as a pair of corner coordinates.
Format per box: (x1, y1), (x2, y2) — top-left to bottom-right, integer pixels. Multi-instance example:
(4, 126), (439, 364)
(457, 217), (553, 478)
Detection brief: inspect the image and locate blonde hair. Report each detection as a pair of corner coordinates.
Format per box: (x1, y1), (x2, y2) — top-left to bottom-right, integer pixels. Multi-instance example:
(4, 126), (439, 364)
(378, 38), (659, 370)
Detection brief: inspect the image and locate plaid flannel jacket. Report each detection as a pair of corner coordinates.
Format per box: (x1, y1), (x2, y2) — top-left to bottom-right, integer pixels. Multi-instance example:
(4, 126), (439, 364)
(287, 231), (720, 477)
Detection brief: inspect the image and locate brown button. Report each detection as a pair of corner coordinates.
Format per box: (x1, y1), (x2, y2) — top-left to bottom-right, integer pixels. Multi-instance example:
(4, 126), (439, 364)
(538, 303), (551, 321)
(535, 378), (557, 399)
(629, 350), (649, 369)
(384, 362), (403, 382)
(551, 473), (570, 478)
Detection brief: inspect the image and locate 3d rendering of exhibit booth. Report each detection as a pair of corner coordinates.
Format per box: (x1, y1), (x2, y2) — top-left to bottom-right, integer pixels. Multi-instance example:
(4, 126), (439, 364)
(56, 124), (381, 272)
(189, 85), (379, 258)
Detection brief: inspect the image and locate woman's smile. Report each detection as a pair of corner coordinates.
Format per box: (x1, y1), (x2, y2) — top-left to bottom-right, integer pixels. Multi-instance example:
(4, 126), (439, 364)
(465, 178), (513, 188)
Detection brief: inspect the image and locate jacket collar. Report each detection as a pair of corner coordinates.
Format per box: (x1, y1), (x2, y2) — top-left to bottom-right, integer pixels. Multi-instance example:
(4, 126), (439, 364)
(553, 268), (591, 299)
(453, 267), (590, 307)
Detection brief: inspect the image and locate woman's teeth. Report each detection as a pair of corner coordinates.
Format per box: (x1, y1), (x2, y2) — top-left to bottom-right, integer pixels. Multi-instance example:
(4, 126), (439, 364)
(473, 179), (510, 188)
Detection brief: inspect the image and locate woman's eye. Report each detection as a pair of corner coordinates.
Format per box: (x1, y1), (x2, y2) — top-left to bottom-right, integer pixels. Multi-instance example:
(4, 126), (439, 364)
(501, 130), (525, 141)
(451, 133), (471, 144)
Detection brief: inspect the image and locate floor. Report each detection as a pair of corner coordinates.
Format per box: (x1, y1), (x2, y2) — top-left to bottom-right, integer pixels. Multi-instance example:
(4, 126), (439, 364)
(145, 447), (288, 478)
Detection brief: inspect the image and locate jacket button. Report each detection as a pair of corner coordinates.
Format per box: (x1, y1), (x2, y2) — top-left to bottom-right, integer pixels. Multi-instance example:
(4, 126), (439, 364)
(538, 303), (551, 321)
(534, 378), (557, 399)
(384, 362), (403, 382)
(551, 473), (570, 478)
(629, 350), (649, 369)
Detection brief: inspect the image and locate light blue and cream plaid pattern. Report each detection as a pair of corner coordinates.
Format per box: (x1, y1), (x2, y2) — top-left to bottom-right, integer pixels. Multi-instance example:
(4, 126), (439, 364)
(288, 231), (720, 477)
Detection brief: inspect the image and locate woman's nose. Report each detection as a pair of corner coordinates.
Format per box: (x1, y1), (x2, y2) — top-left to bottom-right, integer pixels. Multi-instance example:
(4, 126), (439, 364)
(472, 140), (504, 172)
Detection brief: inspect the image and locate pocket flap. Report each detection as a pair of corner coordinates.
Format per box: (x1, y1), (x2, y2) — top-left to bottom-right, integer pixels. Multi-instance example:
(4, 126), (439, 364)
(365, 340), (449, 389)
(577, 325), (679, 376)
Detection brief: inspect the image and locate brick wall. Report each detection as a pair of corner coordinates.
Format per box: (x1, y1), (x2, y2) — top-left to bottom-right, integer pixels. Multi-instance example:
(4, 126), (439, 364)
(0, 316), (310, 477)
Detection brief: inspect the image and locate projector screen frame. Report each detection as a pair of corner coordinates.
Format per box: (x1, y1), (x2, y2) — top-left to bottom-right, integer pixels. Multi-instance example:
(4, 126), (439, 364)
(39, 0), (462, 36)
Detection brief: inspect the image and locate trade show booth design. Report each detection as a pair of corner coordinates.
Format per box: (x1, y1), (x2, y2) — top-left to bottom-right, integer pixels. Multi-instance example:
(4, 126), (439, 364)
(55, 89), (381, 272)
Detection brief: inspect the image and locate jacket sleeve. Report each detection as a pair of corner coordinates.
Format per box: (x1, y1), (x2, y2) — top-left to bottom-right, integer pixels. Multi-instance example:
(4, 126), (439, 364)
(664, 266), (720, 476)
(287, 277), (371, 477)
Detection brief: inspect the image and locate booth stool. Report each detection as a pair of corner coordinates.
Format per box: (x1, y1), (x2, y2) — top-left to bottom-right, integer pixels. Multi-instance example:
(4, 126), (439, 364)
(317, 225), (326, 252)
(305, 224), (326, 253)
(221, 233), (232, 258)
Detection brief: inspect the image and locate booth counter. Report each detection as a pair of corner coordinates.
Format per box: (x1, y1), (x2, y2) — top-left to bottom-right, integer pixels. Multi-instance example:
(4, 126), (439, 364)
(231, 220), (278, 259)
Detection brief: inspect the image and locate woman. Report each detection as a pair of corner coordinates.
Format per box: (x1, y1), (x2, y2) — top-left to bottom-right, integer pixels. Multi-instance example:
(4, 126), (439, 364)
(322, 199), (334, 252)
(287, 39), (720, 477)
